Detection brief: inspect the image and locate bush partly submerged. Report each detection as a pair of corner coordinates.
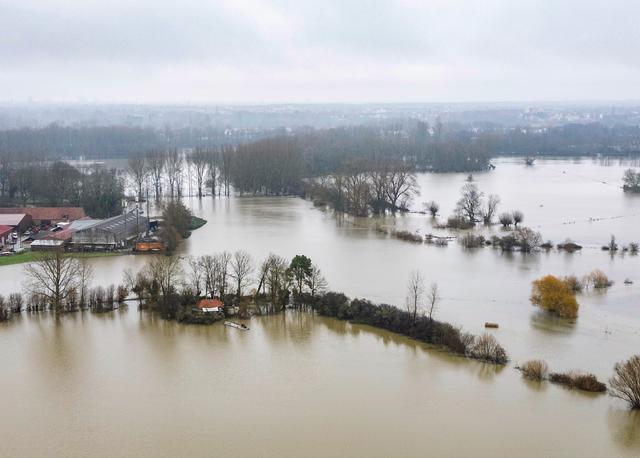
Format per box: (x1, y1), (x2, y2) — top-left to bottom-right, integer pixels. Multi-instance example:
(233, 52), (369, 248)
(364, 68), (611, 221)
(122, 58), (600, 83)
(520, 359), (549, 381)
(549, 371), (607, 393)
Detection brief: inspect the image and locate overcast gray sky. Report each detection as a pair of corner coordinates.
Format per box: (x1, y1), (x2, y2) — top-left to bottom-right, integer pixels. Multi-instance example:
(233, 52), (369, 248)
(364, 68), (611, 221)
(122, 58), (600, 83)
(1, 0), (639, 104)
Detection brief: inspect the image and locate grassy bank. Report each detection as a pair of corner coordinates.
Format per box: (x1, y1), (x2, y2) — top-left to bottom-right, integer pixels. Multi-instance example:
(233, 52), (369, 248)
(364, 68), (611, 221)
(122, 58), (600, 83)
(0, 251), (123, 267)
(190, 216), (207, 230)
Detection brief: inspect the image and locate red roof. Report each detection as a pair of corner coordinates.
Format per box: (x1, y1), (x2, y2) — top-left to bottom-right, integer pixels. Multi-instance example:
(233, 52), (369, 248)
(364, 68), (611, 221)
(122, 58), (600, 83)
(196, 298), (224, 309)
(0, 207), (86, 221)
(44, 228), (74, 241)
(0, 225), (12, 237)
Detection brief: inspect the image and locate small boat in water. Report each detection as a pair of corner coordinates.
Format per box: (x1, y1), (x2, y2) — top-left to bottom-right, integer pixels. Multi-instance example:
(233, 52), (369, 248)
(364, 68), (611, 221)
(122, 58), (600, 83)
(224, 321), (249, 331)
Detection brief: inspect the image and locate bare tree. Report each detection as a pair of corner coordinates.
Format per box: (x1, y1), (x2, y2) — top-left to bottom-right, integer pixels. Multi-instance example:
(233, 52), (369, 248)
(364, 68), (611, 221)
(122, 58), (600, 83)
(165, 149), (183, 198)
(231, 250), (253, 299)
(609, 355), (640, 409)
(424, 200), (439, 217)
(306, 265), (328, 298)
(263, 254), (290, 312)
(343, 163), (372, 217)
(147, 150), (166, 199)
(483, 194), (501, 225)
(385, 165), (418, 211)
(186, 256), (204, 297)
(143, 255), (183, 297)
(456, 183), (484, 224)
(127, 155), (149, 202)
(499, 212), (514, 227)
(206, 149), (219, 196)
(426, 282), (440, 322)
(406, 270), (425, 326)
(512, 210), (524, 228)
(23, 252), (81, 313)
(78, 258), (93, 308)
(215, 251), (232, 297)
(189, 148), (211, 197)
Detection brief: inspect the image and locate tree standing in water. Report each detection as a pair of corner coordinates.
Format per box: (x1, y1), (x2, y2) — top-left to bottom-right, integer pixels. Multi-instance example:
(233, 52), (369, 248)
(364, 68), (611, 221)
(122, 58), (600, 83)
(288, 255), (312, 304)
(23, 252), (81, 314)
(406, 270), (425, 326)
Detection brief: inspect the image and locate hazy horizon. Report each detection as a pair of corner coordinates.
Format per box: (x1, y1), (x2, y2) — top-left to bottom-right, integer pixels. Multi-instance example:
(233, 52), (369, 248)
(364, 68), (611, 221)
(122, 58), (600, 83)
(2, 0), (640, 104)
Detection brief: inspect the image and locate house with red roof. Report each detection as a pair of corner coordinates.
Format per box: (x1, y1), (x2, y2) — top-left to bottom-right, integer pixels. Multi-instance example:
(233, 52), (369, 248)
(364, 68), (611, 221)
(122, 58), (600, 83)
(195, 298), (225, 313)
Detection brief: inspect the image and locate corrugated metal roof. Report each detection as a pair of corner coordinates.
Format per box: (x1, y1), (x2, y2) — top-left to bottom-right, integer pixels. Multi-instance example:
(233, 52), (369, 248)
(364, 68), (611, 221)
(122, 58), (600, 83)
(75, 211), (148, 237)
(31, 239), (65, 247)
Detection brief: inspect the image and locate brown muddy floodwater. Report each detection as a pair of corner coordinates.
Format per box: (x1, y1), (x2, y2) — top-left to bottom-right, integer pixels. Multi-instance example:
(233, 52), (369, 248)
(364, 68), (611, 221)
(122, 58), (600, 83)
(1, 157), (640, 456)
(1, 311), (639, 457)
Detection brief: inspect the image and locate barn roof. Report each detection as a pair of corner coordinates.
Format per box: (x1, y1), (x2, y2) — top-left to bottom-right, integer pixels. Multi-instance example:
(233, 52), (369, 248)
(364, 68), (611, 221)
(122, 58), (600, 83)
(0, 207), (86, 221)
(0, 214), (28, 226)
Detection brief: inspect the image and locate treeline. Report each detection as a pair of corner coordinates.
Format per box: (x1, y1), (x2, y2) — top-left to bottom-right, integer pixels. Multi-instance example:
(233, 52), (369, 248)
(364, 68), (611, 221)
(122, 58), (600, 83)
(0, 125), (161, 159)
(298, 124), (493, 175)
(495, 123), (640, 156)
(2, 121), (640, 166)
(1, 160), (123, 218)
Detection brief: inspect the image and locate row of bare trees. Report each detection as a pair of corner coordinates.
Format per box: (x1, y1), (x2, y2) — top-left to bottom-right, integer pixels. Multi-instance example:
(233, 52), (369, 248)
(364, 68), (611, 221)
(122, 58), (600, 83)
(127, 147), (233, 201)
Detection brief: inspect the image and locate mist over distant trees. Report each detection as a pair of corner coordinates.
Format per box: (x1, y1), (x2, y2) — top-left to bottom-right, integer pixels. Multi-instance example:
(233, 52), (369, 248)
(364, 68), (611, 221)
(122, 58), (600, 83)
(2, 120), (640, 165)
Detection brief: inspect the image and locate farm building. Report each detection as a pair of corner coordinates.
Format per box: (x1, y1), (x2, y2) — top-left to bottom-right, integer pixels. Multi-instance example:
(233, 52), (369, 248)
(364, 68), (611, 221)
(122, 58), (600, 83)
(31, 239), (65, 252)
(0, 225), (12, 247)
(0, 214), (32, 232)
(0, 207), (85, 226)
(72, 211), (148, 249)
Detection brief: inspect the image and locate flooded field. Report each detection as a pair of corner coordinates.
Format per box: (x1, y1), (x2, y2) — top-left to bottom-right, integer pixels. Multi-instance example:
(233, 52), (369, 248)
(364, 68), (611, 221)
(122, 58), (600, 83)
(1, 157), (639, 456)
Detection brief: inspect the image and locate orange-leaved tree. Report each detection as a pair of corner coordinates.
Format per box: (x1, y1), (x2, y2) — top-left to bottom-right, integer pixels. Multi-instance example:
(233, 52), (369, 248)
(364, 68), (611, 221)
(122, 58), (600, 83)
(530, 275), (579, 319)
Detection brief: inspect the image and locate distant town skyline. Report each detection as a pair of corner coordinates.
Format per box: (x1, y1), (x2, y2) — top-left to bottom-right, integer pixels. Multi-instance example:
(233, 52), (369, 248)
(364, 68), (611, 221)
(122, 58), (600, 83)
(2, 0), (639, 104)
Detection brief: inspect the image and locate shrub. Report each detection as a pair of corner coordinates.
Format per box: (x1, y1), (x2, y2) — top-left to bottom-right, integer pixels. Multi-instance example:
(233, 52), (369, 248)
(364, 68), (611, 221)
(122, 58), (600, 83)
(116, 285), (129, 303)
(459, 233), (486, 248)
(392, 230), (423, 243)
(549, 371), (607, 392)
(0, 295), (9, 322)
(585, 269), (613, 289)
(563, 275), (584, 293)
(497, 234), (518, 251)
(515, 227), (542, 252)
(468, 333), (508, 364)
(557, 240), (582, 252)
(609, 355), (640, 409)
(520, 359), (549, 381)
(7, 293), (23, 313)
(630, 242), (639, 254)
(446, 215), (474, 230)
(540, 240), (554, 250)
(530, 275), (579, 319)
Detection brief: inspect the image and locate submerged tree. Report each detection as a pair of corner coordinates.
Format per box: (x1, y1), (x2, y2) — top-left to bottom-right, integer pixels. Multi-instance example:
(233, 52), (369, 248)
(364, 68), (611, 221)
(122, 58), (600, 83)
(23, 252), (81, 314)
(455, 183), (484, 225)
(288, 255), (313, 302)
(609, 355), (640, 409)
(530, 275), (579, 319)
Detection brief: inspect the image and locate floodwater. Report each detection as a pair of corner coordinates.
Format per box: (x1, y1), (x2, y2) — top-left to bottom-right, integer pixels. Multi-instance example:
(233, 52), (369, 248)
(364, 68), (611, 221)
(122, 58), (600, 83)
(1, 157), (640, 456)
(1, 311), (639, 457)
